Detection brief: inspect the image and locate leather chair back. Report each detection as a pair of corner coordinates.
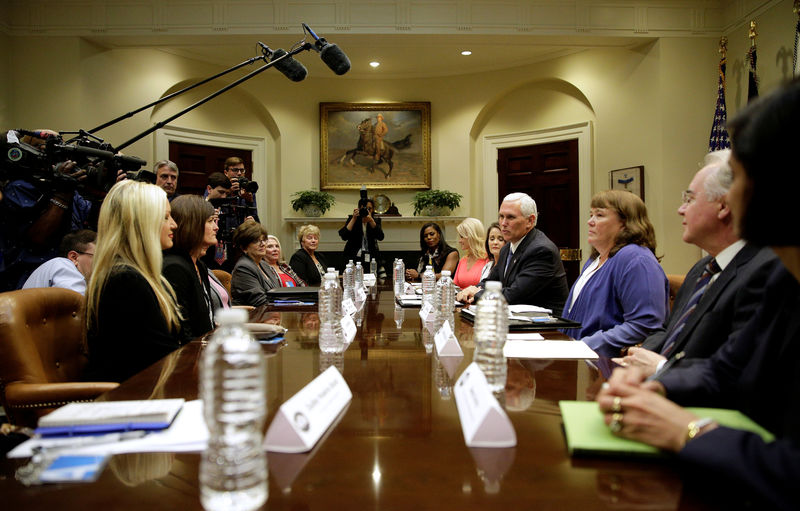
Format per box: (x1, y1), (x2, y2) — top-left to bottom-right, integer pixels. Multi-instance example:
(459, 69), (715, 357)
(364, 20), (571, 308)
(666, 274), (686, 311)
(212, 269), (232, 296)
(0, 288), (117, 426)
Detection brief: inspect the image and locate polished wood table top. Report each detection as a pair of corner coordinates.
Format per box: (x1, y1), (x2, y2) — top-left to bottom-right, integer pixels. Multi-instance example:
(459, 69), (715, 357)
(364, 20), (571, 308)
(4, 286), (717, 510)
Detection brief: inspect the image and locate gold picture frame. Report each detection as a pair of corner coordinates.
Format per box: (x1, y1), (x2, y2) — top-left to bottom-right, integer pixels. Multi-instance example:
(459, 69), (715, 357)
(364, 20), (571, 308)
(320, 102), (431, 190)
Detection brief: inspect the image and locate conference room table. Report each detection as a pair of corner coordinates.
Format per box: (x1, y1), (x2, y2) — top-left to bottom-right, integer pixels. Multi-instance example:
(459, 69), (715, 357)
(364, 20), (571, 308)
(3, 284), (721, 510)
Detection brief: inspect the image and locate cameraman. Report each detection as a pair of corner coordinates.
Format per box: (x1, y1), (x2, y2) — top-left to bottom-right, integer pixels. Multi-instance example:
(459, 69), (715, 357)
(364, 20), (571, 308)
(203, 172), (253, 271)
(339, 196), (384, 272)
(223, 156), (259, 222)
(0, 129), (93, 291)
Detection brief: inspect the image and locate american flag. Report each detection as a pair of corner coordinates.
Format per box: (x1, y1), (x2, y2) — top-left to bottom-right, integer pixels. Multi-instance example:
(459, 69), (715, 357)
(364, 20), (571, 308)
(708, 55), (731, 152)
(747, 22), (759, 102)
(794, 19), (800, 77)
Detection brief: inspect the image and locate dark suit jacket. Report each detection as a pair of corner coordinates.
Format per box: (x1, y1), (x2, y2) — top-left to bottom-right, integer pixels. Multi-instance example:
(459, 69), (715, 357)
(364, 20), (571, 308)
(642, 244), (779, 365)
(289, 249), (328, 286)
(339, 216), (384, 262)
(230, 255), (274, 307)
(660, 265), (800, 510)
(162, 250), (213, 341)
(478, 228), (568, 315)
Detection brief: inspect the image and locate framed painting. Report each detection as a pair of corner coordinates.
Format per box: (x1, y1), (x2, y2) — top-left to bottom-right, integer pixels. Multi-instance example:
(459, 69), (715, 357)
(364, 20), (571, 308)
(609, 165), (644, 201)
(320, 102), (431, 190)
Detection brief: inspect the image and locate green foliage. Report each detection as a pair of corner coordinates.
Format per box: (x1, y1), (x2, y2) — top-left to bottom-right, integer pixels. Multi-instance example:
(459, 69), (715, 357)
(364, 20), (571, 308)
(411, 189), (463, 216)
(290, 190), (336, 214)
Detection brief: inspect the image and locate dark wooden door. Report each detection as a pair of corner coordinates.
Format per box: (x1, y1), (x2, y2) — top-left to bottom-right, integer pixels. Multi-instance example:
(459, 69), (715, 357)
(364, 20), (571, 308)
(497, 140), (581, 285)
(168, 142), (253, 197)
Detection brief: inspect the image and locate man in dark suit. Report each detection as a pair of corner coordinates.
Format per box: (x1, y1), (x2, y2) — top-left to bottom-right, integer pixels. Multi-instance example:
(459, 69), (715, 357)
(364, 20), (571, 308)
(457, 192), (568, 315)
(615, 150), (779, 376)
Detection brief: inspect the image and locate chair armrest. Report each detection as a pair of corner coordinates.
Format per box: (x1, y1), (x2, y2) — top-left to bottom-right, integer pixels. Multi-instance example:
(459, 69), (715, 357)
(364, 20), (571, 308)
(4, 381), (119, 409)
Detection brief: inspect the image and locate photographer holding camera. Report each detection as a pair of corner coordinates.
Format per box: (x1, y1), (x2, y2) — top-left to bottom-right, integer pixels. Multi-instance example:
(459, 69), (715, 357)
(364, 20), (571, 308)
(0, 129), (94, 291)
(223, 156), (259, 222)
(339, 188), (384, 274)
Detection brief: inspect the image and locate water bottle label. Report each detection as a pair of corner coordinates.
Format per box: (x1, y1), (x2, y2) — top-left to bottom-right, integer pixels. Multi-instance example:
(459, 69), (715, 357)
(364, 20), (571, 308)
(453, 362), (517, 448)
(341, 314), (357, 344)
(434, 320), (463, 357)
(342, 298), (357, 317)
(264, 366), (353, 453)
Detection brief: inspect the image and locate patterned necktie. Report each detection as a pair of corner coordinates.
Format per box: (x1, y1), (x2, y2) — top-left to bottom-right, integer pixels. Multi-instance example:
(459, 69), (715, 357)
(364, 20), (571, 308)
(503, 248), (513, 279)
(660, 259), (722, 356)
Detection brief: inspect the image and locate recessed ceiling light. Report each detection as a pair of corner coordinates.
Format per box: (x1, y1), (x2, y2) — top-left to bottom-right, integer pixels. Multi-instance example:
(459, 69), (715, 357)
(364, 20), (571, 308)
(461, 50), (472, 56)
(369, 61), (380, 68)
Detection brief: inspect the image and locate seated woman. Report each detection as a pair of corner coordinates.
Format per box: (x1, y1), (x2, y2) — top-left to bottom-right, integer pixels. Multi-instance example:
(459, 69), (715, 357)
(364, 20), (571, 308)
(480, 222), (506, 281)
(562, 190), (668, 358)
(230, 221), (273, 307)
(264, 235), (306, 288)
(597, 79), (800, 511)
(404, 222), (458, 281)
(162, 195), (216, 338)
(289, 224), (328, 286)
(86, 180), (183, 383)
(452, 218), (489, 289)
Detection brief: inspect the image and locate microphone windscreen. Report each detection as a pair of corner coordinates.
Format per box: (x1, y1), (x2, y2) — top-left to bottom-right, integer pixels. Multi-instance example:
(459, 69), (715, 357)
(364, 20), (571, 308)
(320, 43), (351, 75)
(271, 49), (308, 82)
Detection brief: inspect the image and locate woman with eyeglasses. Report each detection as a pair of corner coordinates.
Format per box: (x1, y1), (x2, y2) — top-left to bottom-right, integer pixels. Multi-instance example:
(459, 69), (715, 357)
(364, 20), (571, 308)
(230, 221), (275, 307)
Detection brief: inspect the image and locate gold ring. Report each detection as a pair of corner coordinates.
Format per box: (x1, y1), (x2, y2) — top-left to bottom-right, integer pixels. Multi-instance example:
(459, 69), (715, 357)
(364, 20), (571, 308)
(609, 413), (624, 433)
(612, 396), (622, 413)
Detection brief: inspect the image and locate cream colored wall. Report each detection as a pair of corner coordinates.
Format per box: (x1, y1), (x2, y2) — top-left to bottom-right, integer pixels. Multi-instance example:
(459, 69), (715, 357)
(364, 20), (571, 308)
(7, 0), (794, 273)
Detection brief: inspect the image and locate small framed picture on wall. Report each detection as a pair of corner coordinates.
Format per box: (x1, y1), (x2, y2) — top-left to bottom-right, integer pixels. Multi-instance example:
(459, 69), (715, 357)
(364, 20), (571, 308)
(609, 166), (644, 201)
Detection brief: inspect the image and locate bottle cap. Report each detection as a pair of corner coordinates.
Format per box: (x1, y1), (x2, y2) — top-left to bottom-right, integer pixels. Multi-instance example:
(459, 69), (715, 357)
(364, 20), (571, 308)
(324, 273), (336, 280)
(426, 265), (433, 271)
(441, 270), (451, 277)
(485, 280), (502, 292)
(215, 308), (248, 326)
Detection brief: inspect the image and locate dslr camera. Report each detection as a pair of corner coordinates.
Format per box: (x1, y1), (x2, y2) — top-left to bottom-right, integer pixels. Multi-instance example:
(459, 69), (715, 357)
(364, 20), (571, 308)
(358, 186), (370, 217)
(235, 176), (259, 194)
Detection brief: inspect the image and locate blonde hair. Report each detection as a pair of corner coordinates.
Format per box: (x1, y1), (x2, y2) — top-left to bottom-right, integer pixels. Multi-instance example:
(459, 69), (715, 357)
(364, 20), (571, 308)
(86, 180), (182, 332)
(297, 224), (320, 244)
(456, 218), (487, 259)
(267, 235), (285, 263)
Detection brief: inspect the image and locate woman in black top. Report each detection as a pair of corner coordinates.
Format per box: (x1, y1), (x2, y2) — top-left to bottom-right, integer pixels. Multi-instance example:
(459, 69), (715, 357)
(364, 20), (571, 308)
(162, 195), (218, 338)
(289, 224), (328, 286)
(339, 197), (384, 268)
(86, 181), (183, 383)
(405, 222), (458, 281)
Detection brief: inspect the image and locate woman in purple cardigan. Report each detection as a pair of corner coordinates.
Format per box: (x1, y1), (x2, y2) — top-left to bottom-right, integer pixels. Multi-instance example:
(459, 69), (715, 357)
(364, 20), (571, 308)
(562, 190), (668, 358)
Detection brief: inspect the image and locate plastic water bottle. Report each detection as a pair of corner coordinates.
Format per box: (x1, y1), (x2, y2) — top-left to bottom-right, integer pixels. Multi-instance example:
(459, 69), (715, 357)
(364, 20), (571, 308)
(393, 259), (405, 296)
(343, 261), (355, 304)
(435, 270), (455, 330)
(200, 308), (267, 511)
(318, 272), (345, 353)
(394, 303), (405, 328)
(472, 281), (509, 393)
(355, 261), (364, 291)
(370, 257), (378, 278)
(422, 265), (436, 307)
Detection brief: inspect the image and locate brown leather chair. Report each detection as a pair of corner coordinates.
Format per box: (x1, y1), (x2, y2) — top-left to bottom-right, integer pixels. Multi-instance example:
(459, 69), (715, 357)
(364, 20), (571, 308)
(666, 273), (686, 311)
(211, 269), (232, 296)
(0, 288), (118, 427)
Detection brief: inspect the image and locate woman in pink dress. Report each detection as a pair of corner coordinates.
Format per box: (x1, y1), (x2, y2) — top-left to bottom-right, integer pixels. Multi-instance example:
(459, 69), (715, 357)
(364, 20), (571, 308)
(453, 218), (490, 289)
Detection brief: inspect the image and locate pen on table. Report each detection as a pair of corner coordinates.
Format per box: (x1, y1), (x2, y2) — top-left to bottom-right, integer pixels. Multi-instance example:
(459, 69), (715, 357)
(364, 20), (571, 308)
(645, 352), (684, 382)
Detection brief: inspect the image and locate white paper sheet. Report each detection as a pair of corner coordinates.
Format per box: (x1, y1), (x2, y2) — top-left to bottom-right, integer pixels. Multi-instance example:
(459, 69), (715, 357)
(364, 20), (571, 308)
(502, 340), (598, 360)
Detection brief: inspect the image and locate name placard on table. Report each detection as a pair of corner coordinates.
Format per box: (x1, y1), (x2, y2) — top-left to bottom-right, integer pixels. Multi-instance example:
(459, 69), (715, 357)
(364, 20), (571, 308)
(265, 366), (352, 453)
(454, 363), (516, 448)
(434, 320), (463, 357)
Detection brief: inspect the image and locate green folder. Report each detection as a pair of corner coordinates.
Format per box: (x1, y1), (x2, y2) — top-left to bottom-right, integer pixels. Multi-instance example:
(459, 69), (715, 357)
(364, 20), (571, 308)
(559, 400), (775, 458)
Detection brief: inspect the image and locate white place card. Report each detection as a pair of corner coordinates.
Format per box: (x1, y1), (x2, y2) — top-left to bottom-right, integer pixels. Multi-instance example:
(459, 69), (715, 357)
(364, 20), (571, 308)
(419, 301), (434, 322)
(506, 333), (545, 341)
(355, 287), (367, 304)
(363, 274), (376, 287)
(434, 320), (463, 357)
(438, 353), (463, 378)
(265, 366), (353, 453)
(503, 340), (598, 360)
(341, 314), (357, 344)
(454, 363), (516, 448)
(342, 298), (357, 317)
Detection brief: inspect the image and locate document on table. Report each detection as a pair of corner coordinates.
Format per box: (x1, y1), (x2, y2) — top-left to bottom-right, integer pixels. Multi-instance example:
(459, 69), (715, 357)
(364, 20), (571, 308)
(9, 400), (208, 458)
(503, 340), (598, 360)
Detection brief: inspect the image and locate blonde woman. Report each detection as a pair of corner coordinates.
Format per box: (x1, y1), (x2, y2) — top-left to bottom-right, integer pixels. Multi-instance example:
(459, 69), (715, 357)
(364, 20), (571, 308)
(86, 180), (183, 383)
(264, 235), (306, 288)
(453, 218), (489, 289)
(289, 224), (328, 286)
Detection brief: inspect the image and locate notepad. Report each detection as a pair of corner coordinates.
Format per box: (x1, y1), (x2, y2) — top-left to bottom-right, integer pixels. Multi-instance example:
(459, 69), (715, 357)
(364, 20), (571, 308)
(559, 400), (775, 458)
(36, 399), (185, 436)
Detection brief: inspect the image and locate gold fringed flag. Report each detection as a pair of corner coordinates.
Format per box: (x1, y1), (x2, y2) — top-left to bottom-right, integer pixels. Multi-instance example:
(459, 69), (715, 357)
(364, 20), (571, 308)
(708, 38), (731, 152)
(794, 1), (800, 77)
(747, 21), (759, 102)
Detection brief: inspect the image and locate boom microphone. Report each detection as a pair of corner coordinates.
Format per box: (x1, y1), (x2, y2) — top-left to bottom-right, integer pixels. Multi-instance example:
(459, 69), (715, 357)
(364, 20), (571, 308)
(302, 23), (351, 75)
(258, 42), (308, 82)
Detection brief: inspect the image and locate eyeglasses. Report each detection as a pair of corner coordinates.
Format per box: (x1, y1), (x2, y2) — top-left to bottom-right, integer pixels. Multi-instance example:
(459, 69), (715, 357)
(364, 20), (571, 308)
(255, 238), (268, 246)
(681, 191), (696, 205)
